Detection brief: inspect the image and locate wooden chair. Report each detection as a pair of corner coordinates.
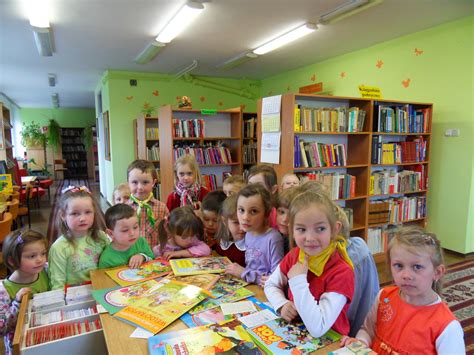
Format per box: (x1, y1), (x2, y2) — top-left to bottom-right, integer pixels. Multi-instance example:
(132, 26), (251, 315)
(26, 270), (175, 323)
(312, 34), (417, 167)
(0, 212), (13, 246)
(54, 159), (68, 183)
(6, 198), (19, 229)
(17, 185), (33, 228)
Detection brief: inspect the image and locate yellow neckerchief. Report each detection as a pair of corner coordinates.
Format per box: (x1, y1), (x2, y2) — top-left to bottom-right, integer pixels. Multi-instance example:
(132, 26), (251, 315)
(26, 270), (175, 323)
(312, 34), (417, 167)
(298, 235), (354, 276)
(130, 192), (155, 227)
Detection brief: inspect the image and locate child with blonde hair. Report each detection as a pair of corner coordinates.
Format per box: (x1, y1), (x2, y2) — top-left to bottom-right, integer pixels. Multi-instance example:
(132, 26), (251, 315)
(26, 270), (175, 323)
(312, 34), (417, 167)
(341, 226), (464, 353)
(265, 191), (354, 337)
(280, 173), (300, 190)
(1, 230), (49, 354)
(113, 183), (130, 205)
(223, 175), (246, 197)
(166, 154), (208, 212)
(49, 186), (109, 290)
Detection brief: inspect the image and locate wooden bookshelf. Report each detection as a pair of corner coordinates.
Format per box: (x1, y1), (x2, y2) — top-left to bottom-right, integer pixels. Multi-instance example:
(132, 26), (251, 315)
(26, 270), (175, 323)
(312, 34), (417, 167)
(0, 102), (14, 172)
(158, 105), (243, 198)
(258, 94), (432, 262)
(61, 128), (89, 180)
(242, 112), (257, 173)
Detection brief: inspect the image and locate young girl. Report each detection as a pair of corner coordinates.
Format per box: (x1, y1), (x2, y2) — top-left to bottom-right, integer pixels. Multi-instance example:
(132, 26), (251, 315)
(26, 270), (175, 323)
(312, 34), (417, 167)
(264, 191), (355, 337)
(225, 184), (284, 286)
(275, 186), (300, 254)
(215, 194), (246, 267)
(113, 183), (131, 205)
(342, 226), (465, 353)
(48, 186), (109, 290)
(1, 230), (49, 354)
(166, 155), (208, 212)
(153, 206), (211, 260)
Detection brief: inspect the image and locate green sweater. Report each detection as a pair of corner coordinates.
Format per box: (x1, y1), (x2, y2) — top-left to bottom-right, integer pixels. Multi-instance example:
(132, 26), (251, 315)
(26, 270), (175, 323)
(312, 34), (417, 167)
(98, 237), (154, 269)
(3, 270), (50, 300)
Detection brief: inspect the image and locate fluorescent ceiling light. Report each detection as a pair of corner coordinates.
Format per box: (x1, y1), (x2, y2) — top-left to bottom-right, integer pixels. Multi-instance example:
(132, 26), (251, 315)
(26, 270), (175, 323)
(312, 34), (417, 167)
(27, 0), (50, 28)
(216, 52), (259, 70)
(156, 1), (204, 43)
(51, 93), (59, 108)
(134, 40), (166, 64)
(32, 26), (54, 56)
(253, 23), (317, 55)
(48, 73), (56, 87)
(318, 0), (382, 25)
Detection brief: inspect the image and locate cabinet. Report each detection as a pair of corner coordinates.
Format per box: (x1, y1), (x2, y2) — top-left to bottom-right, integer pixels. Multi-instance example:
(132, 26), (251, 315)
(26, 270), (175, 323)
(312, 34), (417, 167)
(135, 115), (161, 199)
(61, 128), (88, 180)
(0, 102), (14, 172)
(242, 112), (257, 175)
(158, 105), (243, 199)
(258, 94), (432, 262)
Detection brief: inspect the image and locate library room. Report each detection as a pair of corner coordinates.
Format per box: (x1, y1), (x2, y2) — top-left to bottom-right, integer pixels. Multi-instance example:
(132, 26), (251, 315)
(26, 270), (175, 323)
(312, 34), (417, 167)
(1, 1), (473, 354)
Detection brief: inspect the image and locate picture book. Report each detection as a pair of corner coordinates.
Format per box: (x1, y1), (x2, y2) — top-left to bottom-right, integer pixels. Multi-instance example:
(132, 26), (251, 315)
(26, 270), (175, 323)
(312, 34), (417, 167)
(328, 340), (376, 354)
(105, 258), (171, 286)
(209, 274), (248, 298)
(114, 279), (208, 334)
(247, 318), (342, 354)
(188, 287), (254, 315)
(148, 319), (262, 354)
(166, 273), (220, 290)
(0, 174), (12, 194)
(91, 279), (160, 314)
(169, 256), (232, 276)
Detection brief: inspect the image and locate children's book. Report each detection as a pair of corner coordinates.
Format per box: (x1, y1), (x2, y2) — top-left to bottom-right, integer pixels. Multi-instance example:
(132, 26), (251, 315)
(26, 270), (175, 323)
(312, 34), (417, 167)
(114, 279), (208, 334)
(169, 256), (232, 276)
(91, 279), (160, 314)
(188, 287), (254, 315)
(329, 340), (376, 354)
(148, 319), (262, 354)
(246, 318), (342, 354)
(209, 274), (248, 298)
(105, 258), (171, 286)
(166, 273), (220, 290)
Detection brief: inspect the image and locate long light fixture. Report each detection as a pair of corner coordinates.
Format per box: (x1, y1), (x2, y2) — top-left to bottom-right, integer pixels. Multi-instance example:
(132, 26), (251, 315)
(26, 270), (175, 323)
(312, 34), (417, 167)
(318, 0), (382, 25)
(48, 73), (56, 87)
(253, 23), (317, 55)
(134, 40), (166, 64)
(216, 52), (259, 70)
(51, 93), (59, 108)
(28, 0), (54, 56)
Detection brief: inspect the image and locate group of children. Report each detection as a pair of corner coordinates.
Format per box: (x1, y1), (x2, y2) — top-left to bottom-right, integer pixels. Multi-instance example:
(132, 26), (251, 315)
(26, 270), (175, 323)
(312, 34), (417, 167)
(0, 155), (465, 354)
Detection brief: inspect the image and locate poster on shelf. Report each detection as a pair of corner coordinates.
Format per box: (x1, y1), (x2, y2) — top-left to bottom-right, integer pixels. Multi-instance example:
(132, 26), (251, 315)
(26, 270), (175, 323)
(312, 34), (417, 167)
(260, 132), (281, 164)
(261, 95), (281, 132)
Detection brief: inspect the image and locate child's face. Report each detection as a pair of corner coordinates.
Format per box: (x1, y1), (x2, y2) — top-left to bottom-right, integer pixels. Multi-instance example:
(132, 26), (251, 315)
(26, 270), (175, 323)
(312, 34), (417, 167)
(281, 175), (300, 189)
(63, 197), (95, 237)
(237, 195), (267, 234)
(177, 163), (195, 187)
(109, 216), (139, 250)
(19, 240), (47, 275)
(276, 206), (289, 235)
(173, 234), (194, 249)
(390, 245), (444, 305)
(223, 183), (241, 197)
(114, 191), (130, 205)
(292, 203), (335, 256)
(202, 210), (219, 236)
(226, 217), (245, 241)
(248, 173), (269, 190)
(128, 168), (156, 201)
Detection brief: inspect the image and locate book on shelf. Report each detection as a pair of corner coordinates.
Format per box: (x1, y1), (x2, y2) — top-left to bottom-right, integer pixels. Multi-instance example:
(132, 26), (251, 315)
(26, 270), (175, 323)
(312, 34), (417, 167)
(146, 127), (159, 140)
(367, 228), (388, 254)
(294, 105), (366, 132)
(370, 169), (423, 195)
(173, 118), (205, 138)
(375, 104), (430, 133)
(114, 279), (209, 334)
(148, 319), (261, 354)
(169, 256), (232, 276)
(244, 116), (257, 138)
(202, 173), (218, 191)
(298, 172), (356, 200)
(342, 207), (354, 229)
(247, 318), (342, 354)
(294, 140), (347, 168)
(371, 136), (427, 164)
(105, 258), (171, 286)
(173, 143), (233, 165)
(147, 143), (160, 161)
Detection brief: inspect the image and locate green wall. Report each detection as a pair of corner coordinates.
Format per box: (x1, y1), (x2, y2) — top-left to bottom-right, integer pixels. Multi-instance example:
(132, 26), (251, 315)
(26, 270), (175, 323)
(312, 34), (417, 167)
(99, 71), (259, 203)
(261, 15), (474, 253)
(19, 108), (96, 127)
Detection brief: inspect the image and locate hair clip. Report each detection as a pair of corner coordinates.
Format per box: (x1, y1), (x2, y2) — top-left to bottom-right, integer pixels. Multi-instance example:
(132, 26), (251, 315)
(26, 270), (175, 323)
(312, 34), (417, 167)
(17, 234), (24, 244)
(423, 234), (436, 246)
(61, 185), (91, 194)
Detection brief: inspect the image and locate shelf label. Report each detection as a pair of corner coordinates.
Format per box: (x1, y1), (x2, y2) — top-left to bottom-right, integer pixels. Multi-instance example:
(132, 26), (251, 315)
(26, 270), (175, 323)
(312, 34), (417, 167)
(359, 85), (382, 99)
(201, 109), (217, 115)
(299, 82), (323, 94)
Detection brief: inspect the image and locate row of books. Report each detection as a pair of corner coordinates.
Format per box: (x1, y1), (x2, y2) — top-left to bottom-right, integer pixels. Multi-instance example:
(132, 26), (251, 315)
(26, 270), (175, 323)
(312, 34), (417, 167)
(146, 127), (159, 139)
(375, 104), (431, 133)
(63, 145), (86, 152)
(147, 144), (160, 161)
(371, 136), (427, 164)
(368, 201), (390, 225)
(294, 105), (366, 132)
(243, 117), (257, 138)
(367, 227), (388, 254)
(370, 168), (424, 195)
(61, 137), (83, 144)
(173, 145), (233, 165)
(202, 174), (218, 191)
(294, 136), (347, 168)
(61, 129), (82, 137)
(342, 207), (354, 229)
(387, 195), (426, 224)
(172, 118), (205, 138)
(298, 172), (356, 200)
(243, 142), (257, 164)
(65, 161), (87, 168)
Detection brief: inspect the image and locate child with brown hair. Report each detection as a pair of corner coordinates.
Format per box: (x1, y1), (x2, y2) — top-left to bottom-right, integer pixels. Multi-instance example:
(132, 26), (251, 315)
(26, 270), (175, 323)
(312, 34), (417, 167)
(223, 175), (246, 197)
(200, 190), (227, 248)
(247, 164), (278, 229)
(275, 186), (300, 254)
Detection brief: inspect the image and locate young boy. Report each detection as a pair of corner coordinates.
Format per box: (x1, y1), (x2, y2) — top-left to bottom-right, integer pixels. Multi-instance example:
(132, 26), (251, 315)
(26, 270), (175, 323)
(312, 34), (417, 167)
(113, 183), (131, 204)
(247, 164), (278, 229)
(280, 173), (300, 190)
(99, 204), (154, 269)
(223, 175), (246, 197)
(200, 190), (227, 248)
(127, 159), (169, 248)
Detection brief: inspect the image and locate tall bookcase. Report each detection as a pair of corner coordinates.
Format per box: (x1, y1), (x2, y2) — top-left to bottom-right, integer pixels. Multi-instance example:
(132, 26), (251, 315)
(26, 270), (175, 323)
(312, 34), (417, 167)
(258, 94), (432, 262)
(61, 128), (88, 180)
(242, 112), (257, 176)
(135, 115), (161, 199)
(0, 102), (14, 172)
(158, 105), (243, 199)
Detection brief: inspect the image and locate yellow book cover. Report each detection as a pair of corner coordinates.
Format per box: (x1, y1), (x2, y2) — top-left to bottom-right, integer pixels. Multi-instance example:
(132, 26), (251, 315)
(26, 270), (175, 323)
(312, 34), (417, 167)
(0, 174), (13, 194)
(369, 175), (375, 195)
(294, 104), (301, 132)
(105, 259), (171, 287)
(169, 257), (232, 276)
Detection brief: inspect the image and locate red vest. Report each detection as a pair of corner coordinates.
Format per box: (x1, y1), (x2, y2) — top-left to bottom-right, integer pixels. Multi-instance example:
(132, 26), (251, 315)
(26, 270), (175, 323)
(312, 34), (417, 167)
(372, 286), (456, 355)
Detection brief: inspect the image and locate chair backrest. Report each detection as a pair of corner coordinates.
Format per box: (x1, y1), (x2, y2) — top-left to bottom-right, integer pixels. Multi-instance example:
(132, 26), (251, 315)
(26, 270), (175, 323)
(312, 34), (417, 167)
(7, 198), (19, 220)
(0, 212), (13, 244)
(12, 158), (22, 185)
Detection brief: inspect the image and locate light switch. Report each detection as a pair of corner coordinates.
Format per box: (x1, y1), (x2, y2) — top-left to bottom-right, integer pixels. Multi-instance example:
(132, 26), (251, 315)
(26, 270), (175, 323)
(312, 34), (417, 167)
(445, 129), (460, 137)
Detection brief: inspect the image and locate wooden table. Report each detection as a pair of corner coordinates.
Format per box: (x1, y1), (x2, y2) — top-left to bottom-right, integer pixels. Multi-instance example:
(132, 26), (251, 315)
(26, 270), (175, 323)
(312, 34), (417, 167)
(90, 269), (340, 354)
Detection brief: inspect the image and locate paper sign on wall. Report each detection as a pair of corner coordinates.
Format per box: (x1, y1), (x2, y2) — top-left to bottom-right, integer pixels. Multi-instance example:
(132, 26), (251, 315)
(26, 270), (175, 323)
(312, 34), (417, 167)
(358, 85), (382, 99)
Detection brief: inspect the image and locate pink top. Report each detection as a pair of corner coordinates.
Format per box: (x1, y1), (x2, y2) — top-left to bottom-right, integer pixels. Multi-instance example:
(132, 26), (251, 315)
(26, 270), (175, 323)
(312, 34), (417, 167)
(152, 237), (211, 258)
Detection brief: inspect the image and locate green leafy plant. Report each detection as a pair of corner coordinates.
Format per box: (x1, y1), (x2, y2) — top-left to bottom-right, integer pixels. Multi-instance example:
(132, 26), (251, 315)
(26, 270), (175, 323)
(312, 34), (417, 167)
(20, 121), (47, 148)
(141, 102), (156, 117)
(82, 126), (94, 150)
(47, 119), (61, 152)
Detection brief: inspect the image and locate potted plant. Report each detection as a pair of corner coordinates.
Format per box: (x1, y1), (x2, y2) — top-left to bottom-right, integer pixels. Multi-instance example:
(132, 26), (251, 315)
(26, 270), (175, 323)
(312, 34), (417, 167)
(47, 119), (61, 152)
(20, 121), (47, 148)
(141, 102), (156, 117)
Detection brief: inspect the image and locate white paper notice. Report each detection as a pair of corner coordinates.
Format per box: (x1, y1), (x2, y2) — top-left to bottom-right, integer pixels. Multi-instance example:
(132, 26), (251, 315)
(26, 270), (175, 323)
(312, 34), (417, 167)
(130, 327), (154, 339)
(220, 301), (257, 315)
(238, 309), (279, 328)
(261, 95), (282, 132)
(260, 132), (281, 164)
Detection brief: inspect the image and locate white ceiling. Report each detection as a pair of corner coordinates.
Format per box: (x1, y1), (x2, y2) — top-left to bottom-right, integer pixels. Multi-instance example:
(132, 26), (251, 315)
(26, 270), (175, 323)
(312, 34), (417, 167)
(1, 0), (473, 109)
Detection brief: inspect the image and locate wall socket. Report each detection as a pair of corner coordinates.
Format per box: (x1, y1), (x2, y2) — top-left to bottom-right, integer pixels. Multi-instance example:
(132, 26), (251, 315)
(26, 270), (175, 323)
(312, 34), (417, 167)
(444, 129), (460, 137)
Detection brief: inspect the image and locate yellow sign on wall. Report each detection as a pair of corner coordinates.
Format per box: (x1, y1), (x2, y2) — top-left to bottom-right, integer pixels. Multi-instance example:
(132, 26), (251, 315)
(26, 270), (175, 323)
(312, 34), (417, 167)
(358, 85), (382, 99)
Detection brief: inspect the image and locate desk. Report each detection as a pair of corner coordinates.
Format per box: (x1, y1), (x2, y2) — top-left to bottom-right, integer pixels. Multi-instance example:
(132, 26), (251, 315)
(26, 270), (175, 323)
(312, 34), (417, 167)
(21, 176), (37, 185)
(90, 269), (339, 354)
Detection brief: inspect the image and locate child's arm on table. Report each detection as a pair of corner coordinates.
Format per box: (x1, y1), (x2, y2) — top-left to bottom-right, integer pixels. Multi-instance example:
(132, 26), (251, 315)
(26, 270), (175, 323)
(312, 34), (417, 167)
(264, 266), (298, 322)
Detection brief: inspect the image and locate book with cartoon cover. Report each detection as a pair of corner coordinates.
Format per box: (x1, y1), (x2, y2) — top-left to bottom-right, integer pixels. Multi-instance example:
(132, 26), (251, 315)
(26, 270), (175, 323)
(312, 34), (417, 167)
(105, 258), (171, 286)
(169, 256), (232, 276)
(91, 279), (160, 314)
(148, 319), (262, 354)
(166, 273), (220, 290)
(188, 287), (254, 315)
(114, 279), (208, 334)
(209, 274), (248, 298)
(246, 318), (342, 354)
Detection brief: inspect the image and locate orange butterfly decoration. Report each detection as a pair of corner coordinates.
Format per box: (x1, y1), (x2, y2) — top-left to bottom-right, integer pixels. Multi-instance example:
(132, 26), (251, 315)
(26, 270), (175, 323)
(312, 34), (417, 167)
(376, 60), (384, 69)
(414, 48), (424, 56)
(287, 85), (291, 91)
(152, 90), (159, 96)
(199, 96), (205, 102)
(126, 96), (134, 101)
(340, 72), (346, 78)
(402, 79), (411, 88)
(218, 101), (223, 106)
(310, 74), (316, 81)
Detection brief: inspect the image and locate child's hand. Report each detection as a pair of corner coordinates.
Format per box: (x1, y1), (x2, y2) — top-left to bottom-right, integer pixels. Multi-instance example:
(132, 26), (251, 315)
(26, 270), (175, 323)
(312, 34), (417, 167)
(279, 301), (298, 322)
(340, 336), (364, 347)
(129, 254), (145, 269)
(287, 256), (308, 279)
(225, 263), (244, 278)
(15, 287), (32, 302)
(163, 250), (189, 260)
(259, 274), (269, 287)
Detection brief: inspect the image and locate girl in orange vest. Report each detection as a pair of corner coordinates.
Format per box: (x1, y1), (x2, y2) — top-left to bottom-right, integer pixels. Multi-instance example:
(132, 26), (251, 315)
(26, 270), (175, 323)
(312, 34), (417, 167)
(341, 226), (465, 354)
